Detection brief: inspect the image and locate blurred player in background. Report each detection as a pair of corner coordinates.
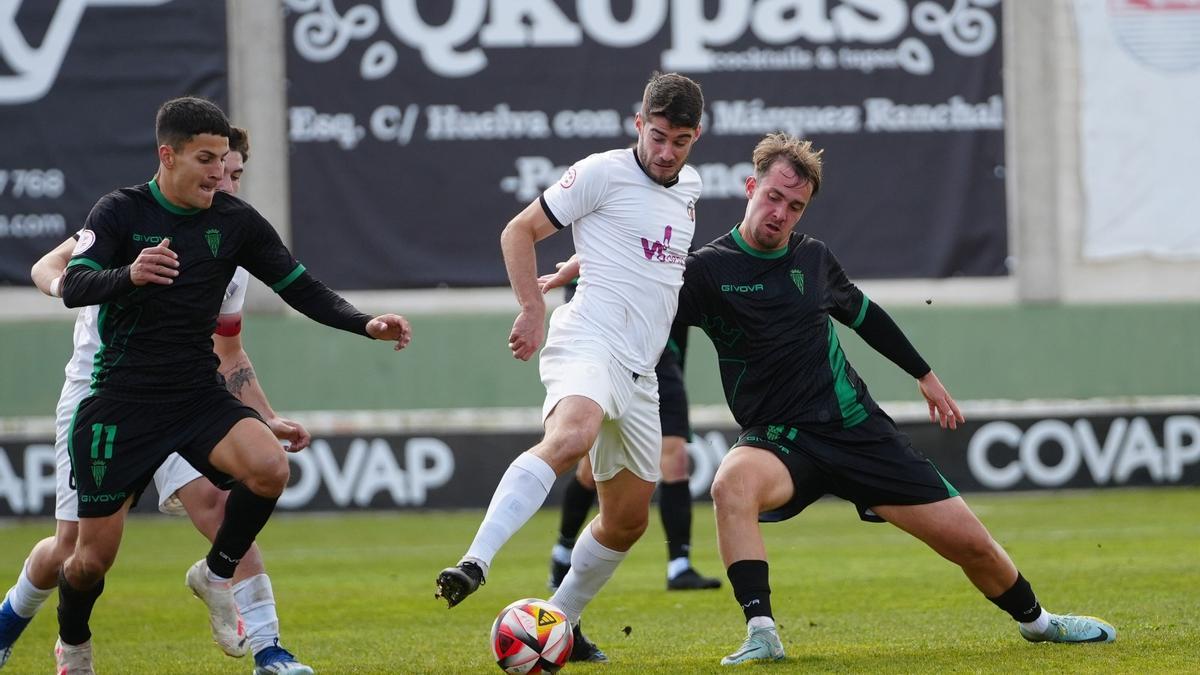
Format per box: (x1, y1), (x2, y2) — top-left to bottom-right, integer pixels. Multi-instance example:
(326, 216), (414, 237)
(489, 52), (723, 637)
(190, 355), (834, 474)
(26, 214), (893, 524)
(0, 126), (315, 675)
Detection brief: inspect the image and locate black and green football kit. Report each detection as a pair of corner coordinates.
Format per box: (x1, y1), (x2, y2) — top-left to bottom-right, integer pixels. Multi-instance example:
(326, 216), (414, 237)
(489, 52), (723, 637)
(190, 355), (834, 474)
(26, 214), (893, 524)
(675, 226), (957, 522)
(61, 180), (373, 516)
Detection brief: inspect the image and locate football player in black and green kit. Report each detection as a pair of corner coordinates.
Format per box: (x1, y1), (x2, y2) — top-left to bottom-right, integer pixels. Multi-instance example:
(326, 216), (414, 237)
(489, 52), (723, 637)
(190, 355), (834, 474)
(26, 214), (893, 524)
(544, 132), (1116, 666)
(52, 97), (412, 673)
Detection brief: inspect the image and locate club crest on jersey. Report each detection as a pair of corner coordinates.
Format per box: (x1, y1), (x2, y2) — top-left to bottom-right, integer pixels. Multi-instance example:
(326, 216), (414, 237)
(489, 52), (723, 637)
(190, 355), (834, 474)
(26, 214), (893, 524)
(559, 166), (577, 189)
(72, 229), (96, 255)
(686, 199), (695, 222)
(790, 269), (805, 294)
(205, 229), (222, 257)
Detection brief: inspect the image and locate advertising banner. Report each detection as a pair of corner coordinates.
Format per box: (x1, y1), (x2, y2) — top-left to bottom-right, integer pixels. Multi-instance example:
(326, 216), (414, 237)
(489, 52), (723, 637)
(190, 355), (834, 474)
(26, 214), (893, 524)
(284, 0), (1009, 289)
(0, 0), (227, 285)
(1074, 0), (1200, 260)
(2, 409), (1196, 517)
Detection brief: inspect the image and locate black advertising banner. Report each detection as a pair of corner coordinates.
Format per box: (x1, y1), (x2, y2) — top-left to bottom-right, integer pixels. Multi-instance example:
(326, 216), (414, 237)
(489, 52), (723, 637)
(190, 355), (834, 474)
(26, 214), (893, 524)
(2, 410), (1197, 516)
(0, 0), (226, 285)
(285, 0), (1008, 289)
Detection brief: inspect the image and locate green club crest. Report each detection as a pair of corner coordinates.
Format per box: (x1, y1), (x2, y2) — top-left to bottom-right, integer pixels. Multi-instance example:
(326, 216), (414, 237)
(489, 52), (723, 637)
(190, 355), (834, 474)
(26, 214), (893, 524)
(205, 228), (221, 257)
(790, 269), (805, 294)
(92, 461), (107, 487)
(766, 424), (785, 441)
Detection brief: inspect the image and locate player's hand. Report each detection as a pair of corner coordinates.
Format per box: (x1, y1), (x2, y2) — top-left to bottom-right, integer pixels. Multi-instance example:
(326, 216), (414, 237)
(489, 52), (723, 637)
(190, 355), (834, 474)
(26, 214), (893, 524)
(129, 237), (179, 286)
(538, 255), (580, 295)
(267, 415), (311, 452)
(918, 371), (965, 430)
(508, 305), (545, 361)
(367, 313), (412, 350)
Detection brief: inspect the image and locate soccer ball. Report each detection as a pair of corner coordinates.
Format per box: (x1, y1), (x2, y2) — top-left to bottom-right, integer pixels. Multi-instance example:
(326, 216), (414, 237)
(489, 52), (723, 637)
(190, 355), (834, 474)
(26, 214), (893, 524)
(490, 598), (574, 674)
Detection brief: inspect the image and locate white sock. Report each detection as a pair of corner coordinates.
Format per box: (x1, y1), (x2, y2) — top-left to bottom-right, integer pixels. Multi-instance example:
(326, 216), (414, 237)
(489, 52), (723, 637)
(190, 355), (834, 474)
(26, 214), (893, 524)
(233, 574), (281, 656)
(463, 453), (557, 576)
(666, 556), (690, 580)
(549, 525), (626, 625)
(1021, 609), (1052, 634)
(747, 616), (775, 631)
(551, 544), (573, 565)
(206, 567), (231, 584)
(5, 560), (54, 618)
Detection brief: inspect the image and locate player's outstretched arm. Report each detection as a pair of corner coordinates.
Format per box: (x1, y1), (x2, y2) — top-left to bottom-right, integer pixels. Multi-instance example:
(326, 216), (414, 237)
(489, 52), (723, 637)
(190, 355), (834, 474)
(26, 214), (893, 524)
(501, 199), (559, 361)
(214, 329), (312, 451)
(31, 237), (75, 297)
(917, 371), (965, 430)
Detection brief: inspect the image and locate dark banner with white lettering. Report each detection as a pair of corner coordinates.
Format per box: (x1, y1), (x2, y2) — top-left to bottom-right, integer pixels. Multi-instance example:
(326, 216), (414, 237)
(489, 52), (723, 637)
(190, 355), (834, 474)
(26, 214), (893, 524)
(0, 0), (226, 285)
(286, 0), (1008, 289)
(2, 410), (1196, 517)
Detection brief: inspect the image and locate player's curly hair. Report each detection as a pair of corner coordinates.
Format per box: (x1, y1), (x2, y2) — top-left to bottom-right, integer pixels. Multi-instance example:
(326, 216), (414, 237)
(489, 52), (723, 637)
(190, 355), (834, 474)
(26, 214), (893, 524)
(155, 96), (231, 150)
(641, 72), (704, 129)
(752, 132), (824, 198)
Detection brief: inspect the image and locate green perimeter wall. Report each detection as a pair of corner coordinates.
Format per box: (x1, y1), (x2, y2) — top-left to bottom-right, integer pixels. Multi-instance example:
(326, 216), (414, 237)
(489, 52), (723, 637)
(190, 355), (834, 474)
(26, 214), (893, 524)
(1, 303), (1196, 417)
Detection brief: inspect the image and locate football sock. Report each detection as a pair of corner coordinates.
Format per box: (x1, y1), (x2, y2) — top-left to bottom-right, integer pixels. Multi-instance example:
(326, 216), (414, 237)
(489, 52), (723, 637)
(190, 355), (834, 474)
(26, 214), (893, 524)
(465, 453), (557, 574)
(727, 559), (773, 622)
(659, 480), (692, 565)
(209, 483), (278, 579)
(747, 615), (776, 630)
(234, 574), (281, 656)
(556, 475), (596, 549)
(549, 524), (626, 625)
(551, 545), (573, 566)
(986, 572), (1043, 623)
(1021, 610), (1052, 635)
(6, 559), (54, 618)
(56, 568), (103, 646)
(667, 557), (691, 580)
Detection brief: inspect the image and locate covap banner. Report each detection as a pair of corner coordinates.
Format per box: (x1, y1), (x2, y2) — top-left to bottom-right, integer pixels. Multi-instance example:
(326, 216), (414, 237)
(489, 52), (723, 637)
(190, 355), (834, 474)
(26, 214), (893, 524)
(0, 0), (227, 285)
(285, 0), (1010, 289)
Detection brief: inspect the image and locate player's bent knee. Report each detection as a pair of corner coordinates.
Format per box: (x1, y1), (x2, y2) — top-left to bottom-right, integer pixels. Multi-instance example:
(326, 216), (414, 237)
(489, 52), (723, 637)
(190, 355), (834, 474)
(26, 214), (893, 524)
(243, 452), (290, 497)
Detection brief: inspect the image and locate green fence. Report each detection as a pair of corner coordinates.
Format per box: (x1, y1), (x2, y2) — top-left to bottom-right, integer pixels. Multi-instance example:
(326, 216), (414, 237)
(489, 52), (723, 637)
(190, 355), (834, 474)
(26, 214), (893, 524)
(1, 303), (1196, 417)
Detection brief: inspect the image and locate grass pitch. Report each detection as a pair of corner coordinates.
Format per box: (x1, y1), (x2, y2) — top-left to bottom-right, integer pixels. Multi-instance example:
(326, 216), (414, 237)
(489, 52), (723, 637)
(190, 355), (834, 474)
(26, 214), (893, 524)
(1, 487), (1197, 674)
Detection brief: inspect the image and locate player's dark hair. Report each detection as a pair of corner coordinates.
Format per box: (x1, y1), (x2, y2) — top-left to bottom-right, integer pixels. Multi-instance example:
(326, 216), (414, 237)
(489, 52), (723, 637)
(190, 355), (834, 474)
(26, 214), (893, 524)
(752, 132), (824, 198)
(641, 72), (704, 129)
(229, 126), (250, 162)
(155, 97), (231, 151)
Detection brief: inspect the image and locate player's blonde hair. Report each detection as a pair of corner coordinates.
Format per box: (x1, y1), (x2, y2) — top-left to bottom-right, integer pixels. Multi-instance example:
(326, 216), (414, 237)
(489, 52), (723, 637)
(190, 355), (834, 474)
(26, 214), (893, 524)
(752, 132), (824, 197)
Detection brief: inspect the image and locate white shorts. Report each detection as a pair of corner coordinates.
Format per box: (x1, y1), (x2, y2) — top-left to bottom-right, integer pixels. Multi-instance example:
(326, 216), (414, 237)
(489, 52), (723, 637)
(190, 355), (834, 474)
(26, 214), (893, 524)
(53, 378), (90, 521)
(53, 378), (203, 519)
(539, 340), (661, 483)
(152, 453), (203, 516)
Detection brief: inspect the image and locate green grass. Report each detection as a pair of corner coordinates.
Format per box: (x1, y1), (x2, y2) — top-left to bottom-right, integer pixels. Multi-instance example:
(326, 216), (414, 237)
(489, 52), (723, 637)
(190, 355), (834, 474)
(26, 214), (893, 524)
(2, 487), (1198, 673)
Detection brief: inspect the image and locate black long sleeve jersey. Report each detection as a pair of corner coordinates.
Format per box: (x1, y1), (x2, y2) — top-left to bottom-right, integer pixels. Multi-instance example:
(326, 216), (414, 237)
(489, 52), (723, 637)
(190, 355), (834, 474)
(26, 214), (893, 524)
(63, 180), (371, 402)
(676, 227), (883, 431)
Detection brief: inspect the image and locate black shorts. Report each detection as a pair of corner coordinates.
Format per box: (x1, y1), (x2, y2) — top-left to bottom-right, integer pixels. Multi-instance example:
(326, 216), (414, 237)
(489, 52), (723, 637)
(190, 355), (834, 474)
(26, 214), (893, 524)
(655, 349), (690, 439)
(738, 411), (958, 524)
(68, 387), (263, 517)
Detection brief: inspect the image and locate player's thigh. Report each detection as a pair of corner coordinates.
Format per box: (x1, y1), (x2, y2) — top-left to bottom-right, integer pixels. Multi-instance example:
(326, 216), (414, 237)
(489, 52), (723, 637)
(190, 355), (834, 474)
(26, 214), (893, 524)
(711, 445), (796, 513)
(873, 497), (994, 556)
(540, 395), (604, 467)
(574, 455), (597, 489)
(206, 417), (287, 483)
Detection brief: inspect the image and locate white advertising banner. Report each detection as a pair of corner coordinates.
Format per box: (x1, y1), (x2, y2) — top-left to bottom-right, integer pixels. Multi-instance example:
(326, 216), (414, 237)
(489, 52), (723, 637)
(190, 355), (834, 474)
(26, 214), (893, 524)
(1075, 0), (1200, 260)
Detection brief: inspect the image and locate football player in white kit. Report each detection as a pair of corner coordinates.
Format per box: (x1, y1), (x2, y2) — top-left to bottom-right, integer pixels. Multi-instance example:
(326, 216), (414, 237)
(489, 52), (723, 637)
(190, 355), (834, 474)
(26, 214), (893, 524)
(0, 128), (314, 675)
(436, 72), (705, 663)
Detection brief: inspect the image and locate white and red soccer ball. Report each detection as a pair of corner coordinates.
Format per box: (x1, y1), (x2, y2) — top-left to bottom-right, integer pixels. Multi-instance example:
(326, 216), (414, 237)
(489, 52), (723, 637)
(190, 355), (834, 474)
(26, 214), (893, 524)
(490, 598), (573, 674)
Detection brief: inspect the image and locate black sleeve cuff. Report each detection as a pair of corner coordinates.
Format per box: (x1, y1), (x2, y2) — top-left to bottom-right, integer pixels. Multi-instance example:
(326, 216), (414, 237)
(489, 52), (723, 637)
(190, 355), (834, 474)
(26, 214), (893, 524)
(539, 194), (564, 229)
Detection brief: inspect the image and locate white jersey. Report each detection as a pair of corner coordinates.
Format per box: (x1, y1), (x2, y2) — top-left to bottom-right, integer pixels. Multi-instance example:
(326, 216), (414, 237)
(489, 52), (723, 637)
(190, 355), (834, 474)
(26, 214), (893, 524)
(62, 267), (250, 385)
(540, 148), (700, 375)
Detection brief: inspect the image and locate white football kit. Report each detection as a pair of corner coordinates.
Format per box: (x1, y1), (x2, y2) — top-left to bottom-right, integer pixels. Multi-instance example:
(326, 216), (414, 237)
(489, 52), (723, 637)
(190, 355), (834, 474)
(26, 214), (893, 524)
(538, 148), (700, 482)
(53, 267), (251, 519)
